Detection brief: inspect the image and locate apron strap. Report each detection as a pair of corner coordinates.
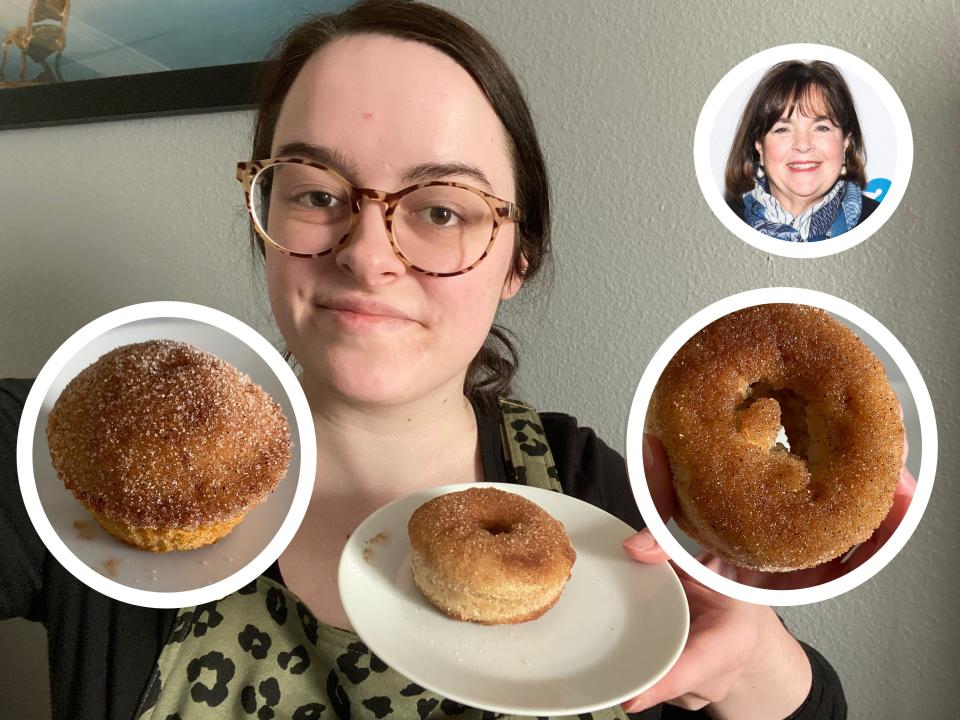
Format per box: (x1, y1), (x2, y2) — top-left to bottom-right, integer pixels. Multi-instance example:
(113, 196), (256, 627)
(497, 397), (563, 493)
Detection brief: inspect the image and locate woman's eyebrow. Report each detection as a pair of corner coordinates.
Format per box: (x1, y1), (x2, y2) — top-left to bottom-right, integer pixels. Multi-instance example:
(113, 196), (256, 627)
(779, 110), (834, 123)
(401, 162), (494, 192)
(273, 141), (360, 181)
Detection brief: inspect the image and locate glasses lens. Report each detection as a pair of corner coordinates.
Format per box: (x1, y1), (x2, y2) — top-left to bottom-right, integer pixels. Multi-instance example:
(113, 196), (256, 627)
(393, 186), (495, 273)
(251, 163), (352, 255)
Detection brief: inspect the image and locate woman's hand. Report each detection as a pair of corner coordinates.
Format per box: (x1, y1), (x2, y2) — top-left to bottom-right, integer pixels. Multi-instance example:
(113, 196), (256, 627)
(622, 428), (914, 715)
(620, 436), (813, 717)
(620, 547), (812, 716)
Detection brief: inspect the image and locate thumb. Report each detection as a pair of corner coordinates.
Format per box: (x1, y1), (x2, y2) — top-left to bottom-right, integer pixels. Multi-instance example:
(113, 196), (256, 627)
(623, 434), (676, 564)
(644, 433), (676, 523)
(623, 529), (671, 563)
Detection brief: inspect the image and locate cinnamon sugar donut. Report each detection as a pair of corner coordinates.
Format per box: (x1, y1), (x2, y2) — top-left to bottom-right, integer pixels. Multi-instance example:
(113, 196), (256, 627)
(646, 304), (903, 572)
(407, 487), (576, 624)
(46, 340), (291, 552)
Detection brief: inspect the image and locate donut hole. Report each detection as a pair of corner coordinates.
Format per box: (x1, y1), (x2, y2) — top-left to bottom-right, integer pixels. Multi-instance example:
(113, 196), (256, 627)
(739, 383), (811, 460)
(481, 521), (513, 536)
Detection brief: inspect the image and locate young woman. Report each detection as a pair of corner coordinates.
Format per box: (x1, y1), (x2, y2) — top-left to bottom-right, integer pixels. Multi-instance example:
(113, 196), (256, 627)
(1, 2), (851, 718)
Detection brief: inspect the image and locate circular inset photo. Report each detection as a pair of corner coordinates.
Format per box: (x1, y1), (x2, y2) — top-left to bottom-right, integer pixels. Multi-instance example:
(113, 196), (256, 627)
(626, 288), (936, 606)
(16, 301), (316, 608)
(694, 44), (912, 258)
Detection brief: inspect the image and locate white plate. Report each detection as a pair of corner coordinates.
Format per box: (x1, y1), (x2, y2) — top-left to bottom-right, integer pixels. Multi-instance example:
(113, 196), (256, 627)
(339, 482), (689, 716)
(17, 302), (316, 608)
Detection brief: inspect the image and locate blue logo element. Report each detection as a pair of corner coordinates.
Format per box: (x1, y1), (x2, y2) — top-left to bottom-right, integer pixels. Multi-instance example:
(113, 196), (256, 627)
(864, 177), (891, 204)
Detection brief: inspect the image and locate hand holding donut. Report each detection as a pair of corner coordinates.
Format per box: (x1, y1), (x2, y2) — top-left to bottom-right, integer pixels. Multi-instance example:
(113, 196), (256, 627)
(620, 435), (813, 717)
(621, 431), (915, 714)
(644, 431), (916, 589)
(645, 304), (907, 573)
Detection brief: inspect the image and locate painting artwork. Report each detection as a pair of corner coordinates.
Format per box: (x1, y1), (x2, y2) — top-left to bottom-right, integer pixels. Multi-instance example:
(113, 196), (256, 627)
(0, 0), (349, 129)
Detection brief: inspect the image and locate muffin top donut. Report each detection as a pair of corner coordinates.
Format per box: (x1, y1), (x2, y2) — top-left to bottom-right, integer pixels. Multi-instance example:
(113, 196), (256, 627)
(46, 340), (291, 530)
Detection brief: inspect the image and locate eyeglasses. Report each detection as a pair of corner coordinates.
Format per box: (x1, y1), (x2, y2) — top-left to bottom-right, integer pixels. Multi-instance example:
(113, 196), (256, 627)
(236, 158), (523, 277)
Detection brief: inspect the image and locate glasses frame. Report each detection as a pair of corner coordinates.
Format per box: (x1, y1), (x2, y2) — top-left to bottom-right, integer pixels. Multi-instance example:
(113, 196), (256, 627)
(236, 157), (523, 278)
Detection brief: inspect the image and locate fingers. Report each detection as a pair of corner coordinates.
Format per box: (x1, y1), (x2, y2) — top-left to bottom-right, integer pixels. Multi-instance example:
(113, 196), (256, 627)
(895, 401), (911, 468)
(624, 690), (710, 714)
(696, 551), (739, 581)
(896, 466), (917, 496)
(876, 467), (915, 539)
(623, 529), (670, 564)
(873, 469), (915, 542)
(644, 433), (676, 523)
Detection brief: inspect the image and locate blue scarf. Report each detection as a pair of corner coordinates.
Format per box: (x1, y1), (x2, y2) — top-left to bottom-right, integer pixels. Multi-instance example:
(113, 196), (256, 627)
(742, 173), (863, 242)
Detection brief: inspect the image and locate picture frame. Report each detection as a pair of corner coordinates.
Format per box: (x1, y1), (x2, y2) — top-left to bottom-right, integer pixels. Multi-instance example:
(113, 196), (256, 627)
(0, 62), (261, 130)
(0, 0), (348, 131)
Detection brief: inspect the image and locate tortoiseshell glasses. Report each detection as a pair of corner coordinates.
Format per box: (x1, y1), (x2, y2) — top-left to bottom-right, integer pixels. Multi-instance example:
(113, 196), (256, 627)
(236, 158), (523, 277)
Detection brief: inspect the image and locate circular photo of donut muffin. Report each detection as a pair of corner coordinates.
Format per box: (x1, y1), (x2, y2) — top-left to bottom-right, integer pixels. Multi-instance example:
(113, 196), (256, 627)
(17, 302), (316, 608)
(47, 339), (291, 553)
(626, 289), (935, 605)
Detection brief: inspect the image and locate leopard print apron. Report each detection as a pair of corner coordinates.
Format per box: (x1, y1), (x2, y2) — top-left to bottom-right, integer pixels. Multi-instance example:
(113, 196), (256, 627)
(134, 400), (628, 720)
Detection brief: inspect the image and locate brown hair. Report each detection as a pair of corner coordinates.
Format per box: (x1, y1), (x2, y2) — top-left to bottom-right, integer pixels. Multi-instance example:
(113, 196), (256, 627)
(248, 0), (550, 408)
(724, 60), (867, 200)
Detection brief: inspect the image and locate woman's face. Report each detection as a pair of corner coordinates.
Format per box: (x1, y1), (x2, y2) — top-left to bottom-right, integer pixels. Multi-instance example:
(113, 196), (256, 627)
(755, 89), (850, 215)
(265, 34), (521, 406)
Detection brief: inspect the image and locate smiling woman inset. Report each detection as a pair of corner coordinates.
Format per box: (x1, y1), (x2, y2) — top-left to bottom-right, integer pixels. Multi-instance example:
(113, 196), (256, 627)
(725, 60), (879, 242)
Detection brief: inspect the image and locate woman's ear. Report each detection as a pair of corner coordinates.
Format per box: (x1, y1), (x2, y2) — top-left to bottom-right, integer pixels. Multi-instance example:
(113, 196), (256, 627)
(500, 254), (527, 300)
(754, 140), (763, 163)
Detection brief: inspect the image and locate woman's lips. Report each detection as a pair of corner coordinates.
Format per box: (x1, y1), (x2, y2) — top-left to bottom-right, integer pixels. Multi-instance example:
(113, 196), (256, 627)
(786, 161), (822, 172)
(314, 297), (418, 332)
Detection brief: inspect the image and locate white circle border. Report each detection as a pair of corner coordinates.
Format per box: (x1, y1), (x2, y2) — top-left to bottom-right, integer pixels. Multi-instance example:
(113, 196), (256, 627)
(16, 301), (317, 609)
(693, 43), (913, 259)
(625, 288), (937, 606)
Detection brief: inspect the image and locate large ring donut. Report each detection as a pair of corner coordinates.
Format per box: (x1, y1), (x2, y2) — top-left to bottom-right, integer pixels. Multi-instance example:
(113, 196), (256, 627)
(646, 304), (903, 571)
(408, 487), (576, 624)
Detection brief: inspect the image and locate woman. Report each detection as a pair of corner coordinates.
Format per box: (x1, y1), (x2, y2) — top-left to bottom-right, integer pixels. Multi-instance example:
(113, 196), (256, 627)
(725, 60), (879, 242)
(0, 2), (856, 718)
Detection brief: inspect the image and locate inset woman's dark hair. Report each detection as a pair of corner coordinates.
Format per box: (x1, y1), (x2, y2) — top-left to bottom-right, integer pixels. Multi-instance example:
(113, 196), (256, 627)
(248, 0), (550, 408)
(724, 60), (867, 199)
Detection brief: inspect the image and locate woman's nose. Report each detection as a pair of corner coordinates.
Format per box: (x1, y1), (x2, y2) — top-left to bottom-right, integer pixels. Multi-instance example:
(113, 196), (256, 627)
(334, 199), (407, 285)
(793, 129), (813, 152)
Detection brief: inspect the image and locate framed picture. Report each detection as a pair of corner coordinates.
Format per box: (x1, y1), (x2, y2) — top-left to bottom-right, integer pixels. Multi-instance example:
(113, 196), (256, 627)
(0, 0), (349, 130)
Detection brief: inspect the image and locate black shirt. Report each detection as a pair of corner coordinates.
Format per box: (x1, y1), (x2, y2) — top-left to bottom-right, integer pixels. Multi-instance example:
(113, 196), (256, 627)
(0, 379), (845, 719)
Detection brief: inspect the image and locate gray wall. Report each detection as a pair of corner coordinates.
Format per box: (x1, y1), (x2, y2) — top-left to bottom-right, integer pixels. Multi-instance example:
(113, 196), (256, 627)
(2, 1), (957, 717)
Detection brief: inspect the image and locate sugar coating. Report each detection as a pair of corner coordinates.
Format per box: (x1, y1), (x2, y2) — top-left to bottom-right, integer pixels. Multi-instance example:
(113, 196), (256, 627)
(407, 487), (576, 623)
(646, 304), (903, 571)
(46, 340), (292, 530)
